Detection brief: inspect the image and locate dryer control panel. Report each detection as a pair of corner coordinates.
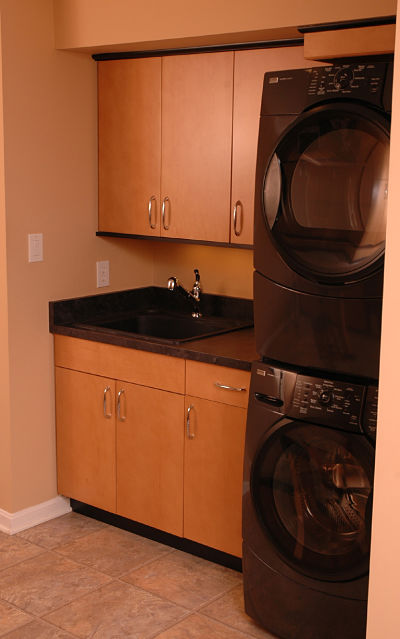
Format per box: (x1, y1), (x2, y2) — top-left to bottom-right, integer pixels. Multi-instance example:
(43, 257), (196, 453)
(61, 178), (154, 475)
(261, 61), (392, 115)
(306, 63), (387, 100)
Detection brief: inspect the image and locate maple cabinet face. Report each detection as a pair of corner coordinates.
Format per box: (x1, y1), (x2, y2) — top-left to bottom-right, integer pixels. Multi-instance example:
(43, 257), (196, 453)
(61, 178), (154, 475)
(98, 57), (162, 236)
(161, 52), (233, 242)
(116, 382), (184, 537)
(184, 395), (247, 557)
(55, 367), (117, 513)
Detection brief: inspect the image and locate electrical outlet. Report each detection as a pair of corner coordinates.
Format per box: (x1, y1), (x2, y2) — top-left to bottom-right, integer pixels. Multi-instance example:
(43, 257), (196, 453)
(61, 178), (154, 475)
(28, 233), (43, 262)
(96, 260), (110, 287)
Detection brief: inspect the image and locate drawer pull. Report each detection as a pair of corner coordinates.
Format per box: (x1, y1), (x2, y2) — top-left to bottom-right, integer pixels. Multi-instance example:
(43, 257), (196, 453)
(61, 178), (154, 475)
(186, 404), (195, 439)
(215, 381), (246, 392)
(103, 386), (112, 419)
(148, 196), (157, 229)
(162, 196), (170, 230)
(233, 200), (243, 237)
(117, 388), (127, 421)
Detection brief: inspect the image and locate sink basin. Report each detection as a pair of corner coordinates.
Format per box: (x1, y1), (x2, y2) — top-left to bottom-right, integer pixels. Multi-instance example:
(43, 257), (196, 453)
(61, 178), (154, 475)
(77, 312), (252, 344)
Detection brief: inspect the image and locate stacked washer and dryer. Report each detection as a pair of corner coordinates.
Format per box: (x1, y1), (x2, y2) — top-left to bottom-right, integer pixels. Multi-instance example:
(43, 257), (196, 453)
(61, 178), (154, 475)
(242, 61), (392, 639)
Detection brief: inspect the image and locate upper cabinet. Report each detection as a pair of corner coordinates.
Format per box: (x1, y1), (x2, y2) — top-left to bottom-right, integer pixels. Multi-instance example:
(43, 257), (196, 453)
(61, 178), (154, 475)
(97, 46), (311, 246)
(98, 57), (162, 236)
(161, 52), (233, 242)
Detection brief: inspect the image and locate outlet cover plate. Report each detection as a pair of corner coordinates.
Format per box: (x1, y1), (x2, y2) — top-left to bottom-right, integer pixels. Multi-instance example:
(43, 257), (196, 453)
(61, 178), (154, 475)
(96, 260), (110, 287)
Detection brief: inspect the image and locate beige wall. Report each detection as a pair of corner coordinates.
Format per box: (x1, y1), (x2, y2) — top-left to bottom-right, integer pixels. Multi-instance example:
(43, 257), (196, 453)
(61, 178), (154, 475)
(0, 0), (155, 512)
(0, 18), (12, 514)
(53, 0), (397, 52)
(153, 243), (253, 299)
(366, 17), (400, 639)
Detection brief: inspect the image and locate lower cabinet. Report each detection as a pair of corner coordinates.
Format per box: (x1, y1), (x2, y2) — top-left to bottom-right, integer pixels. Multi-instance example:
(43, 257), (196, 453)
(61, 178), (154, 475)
(56, 367), (117, 513)
(117, 382), (184, 536)
(184, 396), (247, 557)
(54, 335), (249, 557)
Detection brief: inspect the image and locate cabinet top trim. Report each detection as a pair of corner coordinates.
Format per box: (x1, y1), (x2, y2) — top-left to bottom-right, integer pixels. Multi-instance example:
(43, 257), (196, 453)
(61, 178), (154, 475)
(92, 38), (304, 62)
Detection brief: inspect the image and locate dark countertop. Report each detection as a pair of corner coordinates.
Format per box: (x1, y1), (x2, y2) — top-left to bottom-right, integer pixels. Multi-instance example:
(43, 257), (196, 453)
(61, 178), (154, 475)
(50, 287), (258, 371)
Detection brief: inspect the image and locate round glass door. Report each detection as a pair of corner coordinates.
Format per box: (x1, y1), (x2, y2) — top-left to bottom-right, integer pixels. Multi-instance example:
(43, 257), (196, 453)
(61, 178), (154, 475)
(263, 103), (390, 284)
(252, 421), (374, 582)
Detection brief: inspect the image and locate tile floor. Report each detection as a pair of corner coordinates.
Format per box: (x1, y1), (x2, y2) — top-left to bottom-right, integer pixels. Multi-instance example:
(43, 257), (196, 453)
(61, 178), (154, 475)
(0, 512), (275, 638)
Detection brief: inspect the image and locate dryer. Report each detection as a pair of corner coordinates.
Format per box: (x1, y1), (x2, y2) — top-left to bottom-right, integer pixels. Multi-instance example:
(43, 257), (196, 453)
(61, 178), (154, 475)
(254, 61), (392, 379)
(242, 360), (378, 639)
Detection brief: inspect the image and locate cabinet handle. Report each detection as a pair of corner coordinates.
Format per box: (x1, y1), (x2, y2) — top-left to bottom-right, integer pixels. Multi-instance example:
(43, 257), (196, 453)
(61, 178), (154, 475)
(186, 404), (195, 439)
(148, 196), (157, 229)
(117, 388), (126, 421)
(162, 196), (170, 231)
(233, 200), (243, 237)
(103, 386), (112, 419)
(214, 381), (247, 392)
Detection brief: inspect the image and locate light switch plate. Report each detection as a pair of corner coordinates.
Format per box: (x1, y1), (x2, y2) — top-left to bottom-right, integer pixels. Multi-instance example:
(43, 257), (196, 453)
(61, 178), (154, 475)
(28, 233), (43, 262)
(96, 260), (110, 287)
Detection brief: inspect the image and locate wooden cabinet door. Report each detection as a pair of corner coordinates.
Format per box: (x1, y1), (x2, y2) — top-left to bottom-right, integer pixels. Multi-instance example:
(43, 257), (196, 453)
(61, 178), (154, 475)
(55, 367), (116, 512)
(184, 396), (247, 557)
(98, 58), (162, 235)
(231, 47), (312, 245)
(161, 52), (233, 242)
(116, 382), (184, 536)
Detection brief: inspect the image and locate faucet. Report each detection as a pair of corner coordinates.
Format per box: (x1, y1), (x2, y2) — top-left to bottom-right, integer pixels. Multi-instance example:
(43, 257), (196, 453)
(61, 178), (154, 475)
(167, 269), (202, 318)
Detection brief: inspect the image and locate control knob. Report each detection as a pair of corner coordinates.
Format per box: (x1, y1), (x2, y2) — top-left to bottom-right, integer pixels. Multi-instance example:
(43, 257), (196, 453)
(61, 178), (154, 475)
(319, 390), (332, 405)
(334, 68), (354, 89)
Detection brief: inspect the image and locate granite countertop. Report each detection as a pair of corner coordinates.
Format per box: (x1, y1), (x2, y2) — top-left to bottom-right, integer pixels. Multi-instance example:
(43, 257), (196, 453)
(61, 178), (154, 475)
(49, 286), (258, 371)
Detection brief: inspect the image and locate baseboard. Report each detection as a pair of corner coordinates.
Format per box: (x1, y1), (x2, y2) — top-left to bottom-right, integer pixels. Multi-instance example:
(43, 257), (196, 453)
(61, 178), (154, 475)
(0, 495), (71, 535)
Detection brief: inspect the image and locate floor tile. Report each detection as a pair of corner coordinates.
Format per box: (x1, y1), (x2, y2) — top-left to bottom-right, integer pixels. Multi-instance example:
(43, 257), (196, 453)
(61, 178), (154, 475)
(2, 619), (78, 638)
(153, 612), (257, 638)
(0, 551), (110, 616)
(56, 526), (172, 577)
(201, 584), (275, 638)
(0, 533), (44, 572)
(0, 600), (32, 636)
(123, 549), (242, 610)
(44, 580), (188, 638)
(17, 512), (105, 549)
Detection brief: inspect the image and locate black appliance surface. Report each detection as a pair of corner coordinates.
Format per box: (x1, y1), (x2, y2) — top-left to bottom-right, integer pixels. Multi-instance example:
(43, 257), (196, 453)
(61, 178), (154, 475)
(254, 61), (392, 379)
(242, 361), (377, 639)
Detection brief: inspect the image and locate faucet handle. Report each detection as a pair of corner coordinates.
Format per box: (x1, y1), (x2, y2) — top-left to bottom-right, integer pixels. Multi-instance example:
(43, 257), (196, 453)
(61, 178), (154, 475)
(194, 269), (200, 283)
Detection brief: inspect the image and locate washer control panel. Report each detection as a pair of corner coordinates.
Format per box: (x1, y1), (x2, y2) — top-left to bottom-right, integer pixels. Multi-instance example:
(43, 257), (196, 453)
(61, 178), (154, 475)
(289, 375), (365, 432)
(363, 385), (379, 440)
(252, 362), (379, 437)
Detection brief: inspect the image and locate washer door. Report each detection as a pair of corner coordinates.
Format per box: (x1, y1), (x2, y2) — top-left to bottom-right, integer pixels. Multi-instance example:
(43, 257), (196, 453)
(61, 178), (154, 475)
(251, 421), (374, 582)
(263, 103), (390, 284)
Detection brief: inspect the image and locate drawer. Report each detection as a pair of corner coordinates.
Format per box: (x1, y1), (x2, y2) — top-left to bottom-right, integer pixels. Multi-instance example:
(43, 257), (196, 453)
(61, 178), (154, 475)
(185, 360), (250, 408)
(54, 335), (185, 394)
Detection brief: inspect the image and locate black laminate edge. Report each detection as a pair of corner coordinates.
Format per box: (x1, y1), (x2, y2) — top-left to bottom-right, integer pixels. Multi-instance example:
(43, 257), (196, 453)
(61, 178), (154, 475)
(51, 323), (253, 371)
(298, 16), (396, 34)
(92, 39), (303, 61)
(96, 231), (253, 250)
(71, 499), (242, 572)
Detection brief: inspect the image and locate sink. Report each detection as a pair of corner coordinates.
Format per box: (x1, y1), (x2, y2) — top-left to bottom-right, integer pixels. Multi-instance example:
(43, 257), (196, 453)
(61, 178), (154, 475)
(76, 311), (252, 344)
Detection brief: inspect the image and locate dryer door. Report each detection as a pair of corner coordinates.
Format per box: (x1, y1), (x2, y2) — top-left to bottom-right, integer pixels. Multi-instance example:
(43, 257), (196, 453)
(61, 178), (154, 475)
(263, 102), (390, 284)
(251, 420), (375, 582)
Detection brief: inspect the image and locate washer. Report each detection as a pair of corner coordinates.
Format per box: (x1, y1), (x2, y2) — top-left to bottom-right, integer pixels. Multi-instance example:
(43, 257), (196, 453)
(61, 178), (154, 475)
(254, 61), (392, 379)
(242, 360), (378, 639)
